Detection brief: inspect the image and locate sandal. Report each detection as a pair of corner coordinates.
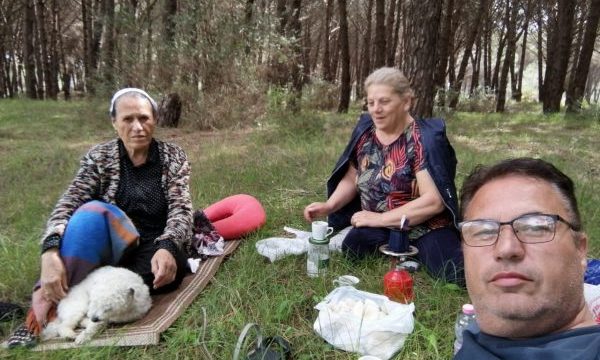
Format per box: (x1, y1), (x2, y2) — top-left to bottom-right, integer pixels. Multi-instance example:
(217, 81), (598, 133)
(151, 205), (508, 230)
(233, 323), (292, 360)
(0, 302), (23, 322)
(7, 324), (37, 349)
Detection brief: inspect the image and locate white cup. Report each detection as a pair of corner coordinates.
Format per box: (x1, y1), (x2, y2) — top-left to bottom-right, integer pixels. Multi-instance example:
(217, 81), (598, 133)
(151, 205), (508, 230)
(312, 221), (334, 240)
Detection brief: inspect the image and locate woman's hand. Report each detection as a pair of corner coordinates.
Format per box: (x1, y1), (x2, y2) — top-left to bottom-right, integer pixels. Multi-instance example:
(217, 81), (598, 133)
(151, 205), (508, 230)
(40, 249), (68, 304)
(304, 202), (333, 222)
(151, 249), (177, 290)
(350, 210), (383, 228)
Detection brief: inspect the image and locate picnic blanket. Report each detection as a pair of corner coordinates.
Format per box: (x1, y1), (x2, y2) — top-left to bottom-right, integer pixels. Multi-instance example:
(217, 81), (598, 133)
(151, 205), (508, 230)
(30, 239), (241, 350)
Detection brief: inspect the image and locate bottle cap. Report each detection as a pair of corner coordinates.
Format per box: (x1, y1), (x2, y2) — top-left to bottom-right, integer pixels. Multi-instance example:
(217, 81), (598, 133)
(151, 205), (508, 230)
(462, 303), (475, 315)
(309, 237), (329, 245)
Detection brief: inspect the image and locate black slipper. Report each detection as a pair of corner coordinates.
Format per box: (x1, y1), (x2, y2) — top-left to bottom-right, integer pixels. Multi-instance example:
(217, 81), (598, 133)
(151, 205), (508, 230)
(0, 302), (23, 322)
(7, 324), (37, 349)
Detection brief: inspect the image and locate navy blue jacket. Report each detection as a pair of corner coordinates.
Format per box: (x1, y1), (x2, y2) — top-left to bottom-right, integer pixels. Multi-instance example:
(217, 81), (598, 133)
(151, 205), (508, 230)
(327, 113), (459, 231)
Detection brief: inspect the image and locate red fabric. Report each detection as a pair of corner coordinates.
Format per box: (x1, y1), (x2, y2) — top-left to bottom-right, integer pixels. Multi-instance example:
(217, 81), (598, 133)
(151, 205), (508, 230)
(203, 194), (266, 240)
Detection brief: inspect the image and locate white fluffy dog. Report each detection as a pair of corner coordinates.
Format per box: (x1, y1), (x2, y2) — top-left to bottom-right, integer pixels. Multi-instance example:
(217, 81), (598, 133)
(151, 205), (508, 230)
(42, 266), (152, 344)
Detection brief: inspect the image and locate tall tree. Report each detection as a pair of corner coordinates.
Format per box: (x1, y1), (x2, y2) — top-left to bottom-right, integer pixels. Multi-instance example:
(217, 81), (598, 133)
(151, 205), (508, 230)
(23, 0), (37, 98)
(385, 0), (397, 66)
(449, 0), (490, 109)
(404, 0), (443, 118)
(358, 0), (374, 99)
(322, 0), (334, 81)
(288, 0), (303, 113)
(496, 0), (518, 112)
(434, 0), (455, 105)
(373, 0), (385, 68)
(101, 0), (115, 89)
(566, 0), (600, 112)
(543, 0), (576, 112)
(337, 0), (350, 112)
(514, 0), (533, 102)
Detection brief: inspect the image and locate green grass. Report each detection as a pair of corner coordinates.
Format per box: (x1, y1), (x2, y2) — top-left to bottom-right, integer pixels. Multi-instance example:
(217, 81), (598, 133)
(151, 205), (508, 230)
(0, 99), (598, 359)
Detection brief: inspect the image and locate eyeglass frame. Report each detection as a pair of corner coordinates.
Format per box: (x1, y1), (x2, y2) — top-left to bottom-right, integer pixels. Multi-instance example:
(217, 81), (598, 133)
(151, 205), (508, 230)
(458, 213), (580, 247)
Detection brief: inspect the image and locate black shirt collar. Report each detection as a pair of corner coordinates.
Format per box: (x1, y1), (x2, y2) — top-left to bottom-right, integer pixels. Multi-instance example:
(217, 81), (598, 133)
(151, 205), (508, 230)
(118, 138), (159, 165)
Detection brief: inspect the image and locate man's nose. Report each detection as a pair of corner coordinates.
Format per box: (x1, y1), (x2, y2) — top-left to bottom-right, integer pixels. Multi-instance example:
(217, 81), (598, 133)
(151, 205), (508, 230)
(494, 225), (525, 259)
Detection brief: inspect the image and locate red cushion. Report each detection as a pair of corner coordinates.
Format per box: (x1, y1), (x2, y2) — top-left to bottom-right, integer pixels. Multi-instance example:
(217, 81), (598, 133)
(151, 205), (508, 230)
(203, 194), (266, 240)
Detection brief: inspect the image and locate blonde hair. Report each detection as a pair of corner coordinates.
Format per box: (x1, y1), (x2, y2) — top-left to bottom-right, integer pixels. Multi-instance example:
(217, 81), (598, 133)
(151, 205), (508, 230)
(364, 67), (414, 99)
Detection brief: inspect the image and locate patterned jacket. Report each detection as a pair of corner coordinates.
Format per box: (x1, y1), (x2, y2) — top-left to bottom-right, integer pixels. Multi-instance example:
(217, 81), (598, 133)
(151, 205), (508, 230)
(41, 138), (193, 252)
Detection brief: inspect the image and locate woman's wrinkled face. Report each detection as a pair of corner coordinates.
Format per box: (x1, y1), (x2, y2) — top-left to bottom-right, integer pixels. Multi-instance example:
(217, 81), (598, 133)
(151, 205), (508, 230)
(366, 84), (410, 132)
(112, 95), (156, 153)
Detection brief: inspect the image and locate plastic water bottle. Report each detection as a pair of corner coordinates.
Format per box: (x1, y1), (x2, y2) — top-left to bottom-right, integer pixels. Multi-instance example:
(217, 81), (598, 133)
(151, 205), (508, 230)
(383, 263), (413, 303)
(453, 303), (476, 354)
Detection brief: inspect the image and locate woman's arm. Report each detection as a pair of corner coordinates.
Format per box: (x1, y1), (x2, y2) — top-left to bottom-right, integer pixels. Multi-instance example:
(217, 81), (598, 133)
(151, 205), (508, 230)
(155, 143), (193, 250)
(350, 169), (445, 228)
(304, 165), (358, 222)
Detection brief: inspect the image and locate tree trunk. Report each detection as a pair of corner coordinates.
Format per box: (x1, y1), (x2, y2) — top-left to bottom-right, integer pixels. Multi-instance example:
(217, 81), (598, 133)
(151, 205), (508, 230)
(449, 0), (490, 109)
(158, 93), (182, 128)
(566, 0), (600, 112)
(542, 0), (576, 113)
(288, 0), (303, 113)
(515, 0), (533, 102)
(405, 0), (443, 118)
(537, 2), (544, 102)
(469, 34), (482, 96)
(385, 0), (397, 66)
(358, 0), (374, 99)
(158, 0), (177, 88)
(373, 0), (385, 69)
(496, 0), (518, 112)
(102, 0), (115, 89)
(434, 0), (455, 101)
(491, 26), (506, 92)
(322, 0), (334, 82)
(23, 0), (38, 99)
(337, 0), (350, 113)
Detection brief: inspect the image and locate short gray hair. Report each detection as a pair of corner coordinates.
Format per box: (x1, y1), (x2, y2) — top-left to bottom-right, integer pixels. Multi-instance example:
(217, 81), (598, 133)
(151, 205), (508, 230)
(364, 67), (414, 98)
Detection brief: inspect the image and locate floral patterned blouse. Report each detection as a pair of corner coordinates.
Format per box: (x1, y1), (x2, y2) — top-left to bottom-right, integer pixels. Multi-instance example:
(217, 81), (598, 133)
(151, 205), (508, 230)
(351, 122), (451, 238)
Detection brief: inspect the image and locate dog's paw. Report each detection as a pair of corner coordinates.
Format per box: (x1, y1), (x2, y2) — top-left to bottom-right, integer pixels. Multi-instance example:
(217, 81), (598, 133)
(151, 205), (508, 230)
(74, 332), (91, 345)
(57, 327), (77, 340)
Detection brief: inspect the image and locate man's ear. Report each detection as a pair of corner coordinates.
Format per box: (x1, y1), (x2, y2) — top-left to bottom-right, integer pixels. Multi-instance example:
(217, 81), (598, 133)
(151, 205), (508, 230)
(576, 232), (589, 269)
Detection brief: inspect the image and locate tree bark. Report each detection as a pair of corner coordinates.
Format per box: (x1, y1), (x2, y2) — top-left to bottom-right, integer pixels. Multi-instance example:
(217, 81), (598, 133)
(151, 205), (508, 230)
(337, 0), (350, 113)
(536, 1), (544, 102)
(23, 0), (38, 99)
(542, 0), (576, 112)
(373, 0), (385, 69)
(435, 0), (455, 105)
(405, 0), (443, 118)
(322, 0), (334, 81)
(385, 0), (397, 66)
(496, 0), (518, 112)
(158, 93), (182, 128)
(566, 0), (600, 112)
(514, 0), (533, 102)
(449, 0), (490, 109)
(102, 0), (115, 89)
(358, 0), (374, 99)
(288, 0), (303, 113)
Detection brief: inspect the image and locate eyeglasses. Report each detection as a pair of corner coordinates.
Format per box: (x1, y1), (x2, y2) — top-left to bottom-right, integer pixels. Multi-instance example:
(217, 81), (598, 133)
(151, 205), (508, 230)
(458, 213), (579, 247)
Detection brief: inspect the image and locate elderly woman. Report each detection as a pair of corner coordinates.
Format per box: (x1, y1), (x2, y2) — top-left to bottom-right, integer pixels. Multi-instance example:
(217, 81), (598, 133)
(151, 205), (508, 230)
(304, 67), (463, 284)
(8, 88), (193, 347)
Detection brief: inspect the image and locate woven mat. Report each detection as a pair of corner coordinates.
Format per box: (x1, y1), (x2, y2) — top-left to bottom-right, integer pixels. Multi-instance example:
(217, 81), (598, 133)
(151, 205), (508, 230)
(29, 239), (241, 350)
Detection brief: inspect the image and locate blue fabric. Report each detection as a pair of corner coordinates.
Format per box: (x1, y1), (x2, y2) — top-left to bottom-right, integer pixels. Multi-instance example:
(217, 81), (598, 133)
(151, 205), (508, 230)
(342, 226), (464, 284)
(585, 259), (600, 285)
(327, 113), (459, 230)
(454, 324), (600, 360)
(61, 200), (139, 286)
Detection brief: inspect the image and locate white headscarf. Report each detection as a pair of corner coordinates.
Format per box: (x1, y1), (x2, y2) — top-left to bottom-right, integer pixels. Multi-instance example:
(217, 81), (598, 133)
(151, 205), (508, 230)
(109, 88), (158, 116)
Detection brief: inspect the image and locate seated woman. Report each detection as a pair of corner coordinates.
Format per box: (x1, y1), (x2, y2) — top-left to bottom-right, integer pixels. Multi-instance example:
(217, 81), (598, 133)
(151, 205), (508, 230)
(303, 67), (463, 284)
(8, 88), (193, 347)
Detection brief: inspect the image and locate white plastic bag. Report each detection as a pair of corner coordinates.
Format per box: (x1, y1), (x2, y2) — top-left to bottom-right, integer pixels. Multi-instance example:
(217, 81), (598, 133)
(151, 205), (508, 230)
(313, 286), (415, 360)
